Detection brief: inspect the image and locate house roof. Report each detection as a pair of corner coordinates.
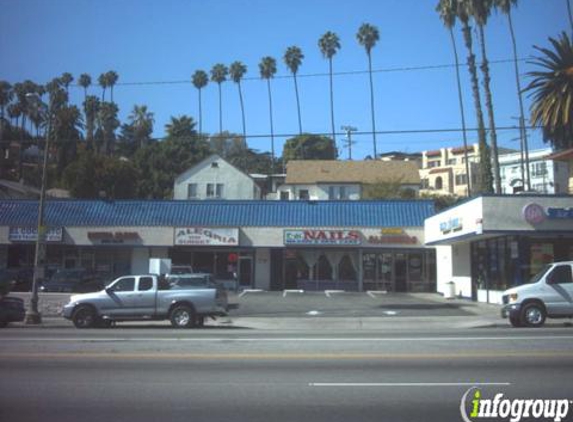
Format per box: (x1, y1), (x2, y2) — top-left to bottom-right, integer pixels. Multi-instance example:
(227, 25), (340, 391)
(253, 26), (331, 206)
(285, 160), (420, 185)
(547, 148), (573, 161)
(0, 199), (435, 228)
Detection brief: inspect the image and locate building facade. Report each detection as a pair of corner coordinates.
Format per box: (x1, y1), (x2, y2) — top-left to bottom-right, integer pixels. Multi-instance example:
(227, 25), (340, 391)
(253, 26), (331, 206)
(425, 195), (573, 303)
(173, 154), (261, 200)
(0, 199), (436, 293)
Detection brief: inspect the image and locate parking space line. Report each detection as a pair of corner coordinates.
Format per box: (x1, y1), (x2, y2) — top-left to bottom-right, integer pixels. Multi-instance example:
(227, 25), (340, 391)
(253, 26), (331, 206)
(283, 289), (304, 297)
(325, 290), (345, 298)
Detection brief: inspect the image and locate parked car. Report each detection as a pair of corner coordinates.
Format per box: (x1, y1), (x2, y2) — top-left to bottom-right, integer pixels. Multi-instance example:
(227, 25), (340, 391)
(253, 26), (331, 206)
(0, 267), (34, 292)
(41, 269), (109, 293)
(0, 295), (26, 327)
(501, 261), (573, 327)
(63, 274), (228, 328)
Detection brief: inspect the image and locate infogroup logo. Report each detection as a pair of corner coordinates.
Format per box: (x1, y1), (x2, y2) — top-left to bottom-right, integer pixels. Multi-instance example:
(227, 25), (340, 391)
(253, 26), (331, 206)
(460, 387), (572, 422)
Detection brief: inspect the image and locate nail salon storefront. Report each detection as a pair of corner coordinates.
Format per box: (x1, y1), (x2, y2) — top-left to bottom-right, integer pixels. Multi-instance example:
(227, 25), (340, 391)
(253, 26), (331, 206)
(425, 195), (573, 303)
(0, 200), (436, 292)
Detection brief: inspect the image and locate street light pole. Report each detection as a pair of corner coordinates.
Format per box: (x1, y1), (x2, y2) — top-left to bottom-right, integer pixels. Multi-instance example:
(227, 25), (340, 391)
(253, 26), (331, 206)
(25, 93), (50, 324)
(341, 125), (357, 160)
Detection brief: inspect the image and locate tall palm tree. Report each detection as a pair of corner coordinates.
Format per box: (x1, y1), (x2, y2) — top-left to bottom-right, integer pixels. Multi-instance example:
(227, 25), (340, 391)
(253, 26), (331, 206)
(78, 74), (92, 102)
(0, 81), (13, 175)
(165, 115), (197, 139)
(494, 0), (530, 190)
(259, 56), (277, 173)
(567, 0), (573, 33)
(128, 105), (154, 149)
(192, 70), (209, 134)
(60, 73), (74, 100)
(283, 46), (305, 135)
(456, 1), (493, 194)
(83, 95), (100, 152)
(468, 0), (500, 194)
(436, 0), (472, 196)
(525, 32), (573, 151)
(98, 73), (108, 102)
(356, 23), (380, 158)
(97, 101), (119, 155)
(210, 64), (228, 134)
(106, 71), (119, 103)
(318, 31), (341, 144)
(229, 61), (248, 139)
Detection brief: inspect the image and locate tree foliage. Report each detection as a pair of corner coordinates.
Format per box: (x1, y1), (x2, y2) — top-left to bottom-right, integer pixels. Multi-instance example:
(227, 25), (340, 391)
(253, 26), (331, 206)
(282, 133), (337, 162)
(363, 177), (417, 200)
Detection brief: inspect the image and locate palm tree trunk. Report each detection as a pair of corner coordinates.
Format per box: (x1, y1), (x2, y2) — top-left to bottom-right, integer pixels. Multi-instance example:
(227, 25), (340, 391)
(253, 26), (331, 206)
(567, 0), (573, 34)
(461, 20), (492, 194)
(507, 10), (531, 191)
(450, 28), (472, 196)
(238, 82), (247, 140)
(293, 73), (303, 135)
(328, 58), (336, 144)
(198, 88), (203, 135)
(218, 83), (223, 134)
(266, 79), (275, 174)
(368, 52), (377, 158)
(477, 25), (501, 194)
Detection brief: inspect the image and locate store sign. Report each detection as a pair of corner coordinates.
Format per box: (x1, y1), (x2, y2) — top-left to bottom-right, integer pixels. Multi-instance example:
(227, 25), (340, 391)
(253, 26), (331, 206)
(88, 231), (141, 244)
(284, 230), (362, 246)
(523, 203), (573, 225)
(9, 226), (63, 242)
(439, 216), (463, 233)
(175, 227), (239, 246)
(366, 228), (419, 245)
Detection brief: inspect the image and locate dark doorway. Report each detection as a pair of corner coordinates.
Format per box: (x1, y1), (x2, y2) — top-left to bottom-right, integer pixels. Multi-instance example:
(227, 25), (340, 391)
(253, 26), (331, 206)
(394, 253), (407, 292)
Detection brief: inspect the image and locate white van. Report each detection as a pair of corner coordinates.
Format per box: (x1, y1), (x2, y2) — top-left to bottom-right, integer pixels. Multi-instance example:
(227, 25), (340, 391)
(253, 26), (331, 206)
(501, 261), (573, 327)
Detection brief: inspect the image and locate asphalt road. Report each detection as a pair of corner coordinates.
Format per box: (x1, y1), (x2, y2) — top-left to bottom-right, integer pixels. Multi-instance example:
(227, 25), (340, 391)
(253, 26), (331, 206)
(2, 327), (573, 422)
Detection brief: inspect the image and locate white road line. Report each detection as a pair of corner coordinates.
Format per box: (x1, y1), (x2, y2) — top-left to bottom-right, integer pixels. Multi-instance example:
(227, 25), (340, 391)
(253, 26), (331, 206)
(4, 335), (573, 342)
(283, 289), (304, 297)
(238, 289), (264, 298)
(325, 290), (345, 298)
(309, 382), (512, 387)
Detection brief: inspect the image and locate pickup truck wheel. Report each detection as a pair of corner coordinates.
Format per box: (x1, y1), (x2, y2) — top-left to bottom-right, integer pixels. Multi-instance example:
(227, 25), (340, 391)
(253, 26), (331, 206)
(170, 305), (195, 328)
(72, 305), (97, 329)
(521, 303), (546, 328)
(509, 314), (522, 328)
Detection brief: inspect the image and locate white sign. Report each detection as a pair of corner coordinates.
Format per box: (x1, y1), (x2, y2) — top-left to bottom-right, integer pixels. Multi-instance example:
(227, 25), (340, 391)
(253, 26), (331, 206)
(284, 230), (362, 246)
(175, 227), (239, 246)
(9, 226), (63, 242)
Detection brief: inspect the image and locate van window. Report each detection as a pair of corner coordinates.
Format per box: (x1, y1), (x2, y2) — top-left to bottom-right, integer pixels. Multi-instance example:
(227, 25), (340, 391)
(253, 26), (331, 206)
(547, 266), (573, 285)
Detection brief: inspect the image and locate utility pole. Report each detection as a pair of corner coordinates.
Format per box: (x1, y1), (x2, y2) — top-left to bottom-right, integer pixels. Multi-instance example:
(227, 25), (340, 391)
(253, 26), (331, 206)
(341, 125), (357, 160)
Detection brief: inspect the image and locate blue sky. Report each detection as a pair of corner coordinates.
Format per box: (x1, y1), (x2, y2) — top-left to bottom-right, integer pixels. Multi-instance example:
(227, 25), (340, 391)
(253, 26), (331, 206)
(0, 0), (566, 159)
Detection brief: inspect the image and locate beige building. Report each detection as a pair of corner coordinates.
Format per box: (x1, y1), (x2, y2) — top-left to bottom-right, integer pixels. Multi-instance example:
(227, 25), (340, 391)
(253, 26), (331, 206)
(548, 148), (573, 193)
(419, 144), (480, 197)
(275, 160), (421, 200)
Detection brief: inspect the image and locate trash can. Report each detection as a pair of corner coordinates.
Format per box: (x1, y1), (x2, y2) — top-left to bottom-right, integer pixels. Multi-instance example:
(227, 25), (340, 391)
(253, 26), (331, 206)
(444, 281), (456, 299)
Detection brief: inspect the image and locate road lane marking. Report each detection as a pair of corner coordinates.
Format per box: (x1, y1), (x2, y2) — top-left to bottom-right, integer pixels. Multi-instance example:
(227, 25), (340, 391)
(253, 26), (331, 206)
(4, 335), (573, 342)
(309, 382), (511, 387)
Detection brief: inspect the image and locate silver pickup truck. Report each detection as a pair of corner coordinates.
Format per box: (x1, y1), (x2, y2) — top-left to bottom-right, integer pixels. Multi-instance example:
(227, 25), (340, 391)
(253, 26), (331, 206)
(63, 274), (228, 328)
(502, 261), (573, 327)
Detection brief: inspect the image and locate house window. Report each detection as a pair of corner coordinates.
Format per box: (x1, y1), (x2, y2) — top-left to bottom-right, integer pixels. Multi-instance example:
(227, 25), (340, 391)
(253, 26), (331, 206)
(328, 186), (335, 200)
(339, 186), (347, 199)
(216, 183), (224, 198)
(428, 160), (440, 168)
(531, 162), (547, 177)
(447, 158), (456, 165)
(280, 191), (290, 200)
(421, 179), (429, 189)
(455, 174), (467, 186)
(187, 183), (197, 199)
(435, 177), (443, 190)
(206, 183), (214, 198)
(299, 189), (309, 200)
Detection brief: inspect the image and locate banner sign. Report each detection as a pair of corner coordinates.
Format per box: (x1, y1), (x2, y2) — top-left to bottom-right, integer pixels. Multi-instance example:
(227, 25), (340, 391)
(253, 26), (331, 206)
(284, 230), (362, 246)
(175, 227), (239, 246)
(9, 226), (63, 242)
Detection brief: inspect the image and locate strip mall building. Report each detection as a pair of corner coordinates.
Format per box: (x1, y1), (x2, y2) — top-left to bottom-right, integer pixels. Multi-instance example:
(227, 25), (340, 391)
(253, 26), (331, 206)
(0, 199), (436, 293)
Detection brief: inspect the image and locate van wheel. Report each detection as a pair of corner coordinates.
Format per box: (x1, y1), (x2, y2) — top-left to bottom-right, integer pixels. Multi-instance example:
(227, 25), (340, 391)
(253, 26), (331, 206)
(72, 305), (97, 328)
(509, 314), (522, 328)
(521, 303), (546, 328)
(170, 305), (195, 328)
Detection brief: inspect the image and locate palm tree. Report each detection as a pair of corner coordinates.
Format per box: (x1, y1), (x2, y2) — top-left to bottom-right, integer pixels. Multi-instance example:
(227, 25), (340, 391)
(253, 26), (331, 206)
(525, 32), (573, 151)
(456, 1), (492, 194)
(106, 71), (119, 103)
(128, 105), (154, 149)
(83, 95), (100, 152)
(192, 70), (209, 134)
(283, 46), (305, 135)
(229, 61), (248, 139)
(318, 31), (341, 144)
(494, 0), (531, 190)
(210, 64), (228, 134)
(60, 73), (74, 100)
(0, 81), (13, 175)
(356, 23), (380, 158)
(97, 102), (120, 155)
(165, 115), (197, 139)
(436, 0), (472, 196)
(259, 56), (277, 173)
(468, 0), (501, 194)
(78, 74), (92, 102)
(98, 73), (108, 102)
(567, 0), (573, 33)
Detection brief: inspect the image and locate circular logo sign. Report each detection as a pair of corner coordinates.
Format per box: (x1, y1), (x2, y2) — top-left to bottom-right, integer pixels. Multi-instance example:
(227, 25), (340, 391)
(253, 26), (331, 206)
(522, 203), (546, 225)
